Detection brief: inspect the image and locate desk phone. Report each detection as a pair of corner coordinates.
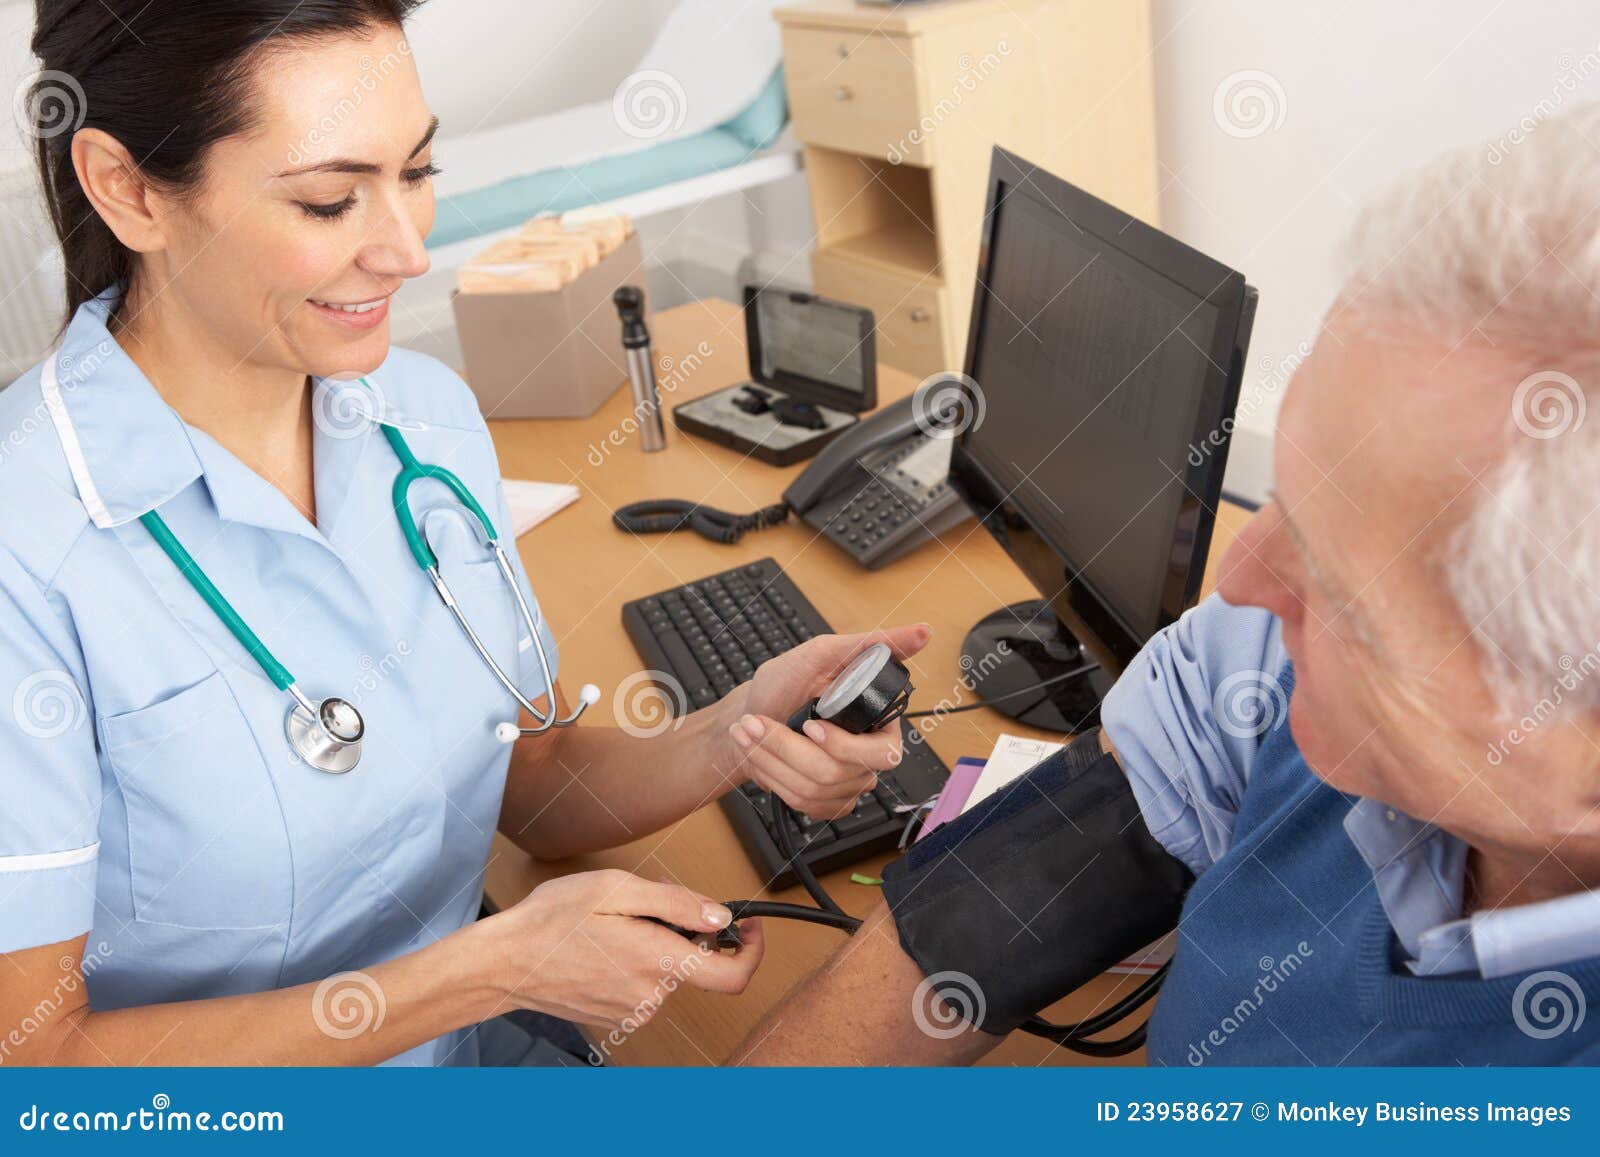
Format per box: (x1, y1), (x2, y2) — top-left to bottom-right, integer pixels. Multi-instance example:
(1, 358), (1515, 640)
(782, 394), (972, 569)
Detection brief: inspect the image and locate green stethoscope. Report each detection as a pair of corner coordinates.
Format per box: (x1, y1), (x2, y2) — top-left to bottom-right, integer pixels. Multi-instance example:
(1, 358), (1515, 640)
(139, 378), (598, 773)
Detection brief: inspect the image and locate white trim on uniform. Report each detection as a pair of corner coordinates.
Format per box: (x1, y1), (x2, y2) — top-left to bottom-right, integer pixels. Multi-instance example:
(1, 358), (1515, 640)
(40, 351), (115, 529)
(0, 842), (100, 874)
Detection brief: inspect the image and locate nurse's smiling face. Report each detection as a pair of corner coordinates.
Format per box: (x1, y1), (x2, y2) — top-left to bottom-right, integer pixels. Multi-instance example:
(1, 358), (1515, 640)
(139, 24), (435, 379)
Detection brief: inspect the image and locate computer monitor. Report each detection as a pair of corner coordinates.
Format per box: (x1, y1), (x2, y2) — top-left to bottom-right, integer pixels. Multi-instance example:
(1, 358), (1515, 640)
(946, 146), (1257, 733)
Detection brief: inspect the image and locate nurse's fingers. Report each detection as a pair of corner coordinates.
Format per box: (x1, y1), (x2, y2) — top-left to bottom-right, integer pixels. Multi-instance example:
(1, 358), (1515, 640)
(732, 719), (877, 817)
(602, 871), (732, 934)
(685, 918), (765, 995)
(735, 738), (864, 819)
(795, 717), (903, 775)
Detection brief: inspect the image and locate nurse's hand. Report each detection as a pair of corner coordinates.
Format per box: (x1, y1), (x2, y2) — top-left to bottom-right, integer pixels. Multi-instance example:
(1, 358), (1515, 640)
(481, 870), (765, 1031)
(721, 623), (933, 820)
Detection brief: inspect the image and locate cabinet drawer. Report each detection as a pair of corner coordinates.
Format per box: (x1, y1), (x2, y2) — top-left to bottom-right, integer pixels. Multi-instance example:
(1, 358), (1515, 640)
(813, 250), (948, 377)
(782, 26), (928, 164)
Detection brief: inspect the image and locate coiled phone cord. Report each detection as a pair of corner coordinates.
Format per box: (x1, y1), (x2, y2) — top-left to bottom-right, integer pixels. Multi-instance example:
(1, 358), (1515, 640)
(613, 498), (790, 545)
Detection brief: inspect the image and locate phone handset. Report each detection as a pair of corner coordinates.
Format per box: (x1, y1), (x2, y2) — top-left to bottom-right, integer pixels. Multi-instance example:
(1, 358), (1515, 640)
(785, 396), (970, 570)
(782, 394), (923, 515)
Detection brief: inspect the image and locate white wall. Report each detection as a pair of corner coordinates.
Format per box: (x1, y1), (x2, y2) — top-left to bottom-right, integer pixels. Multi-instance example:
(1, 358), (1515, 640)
(408, 0), (678, 133)
(1149, 0), (1600, 501)
(0, 0), (676, 173)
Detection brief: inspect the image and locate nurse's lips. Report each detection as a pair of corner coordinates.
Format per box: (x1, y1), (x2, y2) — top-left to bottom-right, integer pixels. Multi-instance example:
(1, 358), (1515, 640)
(309, 294), (391, 330)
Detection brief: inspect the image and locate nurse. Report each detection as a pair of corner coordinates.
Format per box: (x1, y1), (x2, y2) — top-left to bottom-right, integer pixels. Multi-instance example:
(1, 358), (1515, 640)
(0, 0), (926, 1065)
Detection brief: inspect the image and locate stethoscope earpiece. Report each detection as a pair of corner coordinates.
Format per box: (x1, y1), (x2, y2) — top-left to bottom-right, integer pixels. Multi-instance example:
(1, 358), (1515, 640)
(496, 683), (602, 743)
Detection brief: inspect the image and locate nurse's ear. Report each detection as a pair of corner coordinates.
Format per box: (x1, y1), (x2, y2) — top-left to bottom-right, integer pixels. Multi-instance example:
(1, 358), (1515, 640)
(69, 128), (173, 258)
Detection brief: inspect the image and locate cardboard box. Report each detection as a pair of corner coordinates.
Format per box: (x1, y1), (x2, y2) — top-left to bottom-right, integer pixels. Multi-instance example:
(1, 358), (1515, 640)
(452, 230), (643, 419)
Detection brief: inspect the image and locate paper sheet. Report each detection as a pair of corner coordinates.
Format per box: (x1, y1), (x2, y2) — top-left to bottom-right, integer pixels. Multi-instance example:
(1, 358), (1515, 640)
(961, 732), (1066, 815)
(502, 478), (580, 537)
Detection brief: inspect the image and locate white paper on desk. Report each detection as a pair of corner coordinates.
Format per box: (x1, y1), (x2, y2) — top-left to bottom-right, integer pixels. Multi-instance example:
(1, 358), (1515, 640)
(502, 478), (579, 537)
(961, 732), (1065, 815)
(961, 731), (1175, 976)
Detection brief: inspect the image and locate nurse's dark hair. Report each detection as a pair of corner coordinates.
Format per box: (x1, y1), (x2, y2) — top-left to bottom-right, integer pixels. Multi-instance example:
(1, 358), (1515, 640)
(28, 0), (425, 329)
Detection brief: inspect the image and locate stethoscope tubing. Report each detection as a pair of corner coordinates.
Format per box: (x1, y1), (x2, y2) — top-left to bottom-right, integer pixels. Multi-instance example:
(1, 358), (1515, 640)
(132, 372), (587, 769)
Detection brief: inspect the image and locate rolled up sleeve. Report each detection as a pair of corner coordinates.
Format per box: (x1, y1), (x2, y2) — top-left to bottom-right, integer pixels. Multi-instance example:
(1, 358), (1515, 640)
(1101, 593), (1287, 876)
(0, 547), (100, 952)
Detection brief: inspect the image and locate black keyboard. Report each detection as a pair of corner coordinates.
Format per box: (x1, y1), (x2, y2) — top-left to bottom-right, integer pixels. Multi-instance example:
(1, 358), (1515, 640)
(621, 557), (950, 888)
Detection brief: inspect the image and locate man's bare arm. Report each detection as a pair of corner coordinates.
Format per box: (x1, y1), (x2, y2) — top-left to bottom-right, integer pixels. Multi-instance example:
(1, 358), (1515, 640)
(729, 899), (1003, 1065)
(732, 732), (1133, 1065)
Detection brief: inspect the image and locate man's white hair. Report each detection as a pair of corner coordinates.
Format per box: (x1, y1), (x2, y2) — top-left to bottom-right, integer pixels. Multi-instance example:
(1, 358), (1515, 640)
(1340, 101), (1600, 720)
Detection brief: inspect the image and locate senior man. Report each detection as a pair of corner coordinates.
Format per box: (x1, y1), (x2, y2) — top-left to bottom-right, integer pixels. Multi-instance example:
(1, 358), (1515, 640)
(735, 106), (1600, 1066)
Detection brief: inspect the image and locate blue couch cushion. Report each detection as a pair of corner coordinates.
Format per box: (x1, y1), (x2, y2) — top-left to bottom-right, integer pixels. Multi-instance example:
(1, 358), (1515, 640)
(429, 67), (789, 250)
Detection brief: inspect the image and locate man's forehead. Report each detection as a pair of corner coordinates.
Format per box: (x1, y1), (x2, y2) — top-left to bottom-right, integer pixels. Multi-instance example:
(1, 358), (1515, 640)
(1273, 314), (1521, 584)
(1282, 317), (1516, 496)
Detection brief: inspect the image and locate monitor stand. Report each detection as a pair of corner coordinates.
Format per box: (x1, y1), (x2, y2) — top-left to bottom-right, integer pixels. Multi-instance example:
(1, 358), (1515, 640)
(959, 600), (1116, 735)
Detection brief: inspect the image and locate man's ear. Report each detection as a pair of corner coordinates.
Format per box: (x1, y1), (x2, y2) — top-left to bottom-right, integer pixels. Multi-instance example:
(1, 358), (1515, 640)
(70, 128), (169, 256)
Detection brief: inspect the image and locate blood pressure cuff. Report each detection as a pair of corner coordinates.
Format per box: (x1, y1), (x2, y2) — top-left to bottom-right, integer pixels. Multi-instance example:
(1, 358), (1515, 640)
(881, 727), (1193, 1036)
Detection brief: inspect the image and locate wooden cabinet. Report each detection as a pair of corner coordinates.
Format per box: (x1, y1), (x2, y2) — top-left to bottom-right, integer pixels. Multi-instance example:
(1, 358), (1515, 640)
(775, 0), (1159, 378)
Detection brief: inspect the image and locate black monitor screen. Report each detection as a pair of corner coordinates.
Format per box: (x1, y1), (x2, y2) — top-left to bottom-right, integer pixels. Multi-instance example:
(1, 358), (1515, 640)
(964, 189), (1221, 641)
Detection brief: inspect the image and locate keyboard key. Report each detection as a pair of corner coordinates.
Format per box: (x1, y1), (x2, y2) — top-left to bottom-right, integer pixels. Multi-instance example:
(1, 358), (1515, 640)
(622, 557), (949, 886)
(830, 810), (879, 838)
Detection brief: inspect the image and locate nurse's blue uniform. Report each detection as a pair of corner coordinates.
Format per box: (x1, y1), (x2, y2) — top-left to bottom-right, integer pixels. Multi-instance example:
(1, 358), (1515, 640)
(0, 286), (563, 1065)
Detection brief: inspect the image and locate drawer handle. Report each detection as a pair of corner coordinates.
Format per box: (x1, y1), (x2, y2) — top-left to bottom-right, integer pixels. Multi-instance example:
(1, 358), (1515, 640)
(837, 42), (850, 59)
(909, 307), (930, 323)
(834, 85), (853, 102)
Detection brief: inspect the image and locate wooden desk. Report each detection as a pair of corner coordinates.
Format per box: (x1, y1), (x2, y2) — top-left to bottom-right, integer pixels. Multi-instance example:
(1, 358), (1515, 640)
(484, 296), (1249, 1066)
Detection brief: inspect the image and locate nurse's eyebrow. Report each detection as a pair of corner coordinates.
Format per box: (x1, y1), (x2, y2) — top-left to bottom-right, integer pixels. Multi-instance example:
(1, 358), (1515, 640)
(274, 116), (439, 177)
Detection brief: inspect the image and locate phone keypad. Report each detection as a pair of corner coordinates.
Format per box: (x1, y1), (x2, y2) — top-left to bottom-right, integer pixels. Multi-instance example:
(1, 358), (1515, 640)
(825, 479), (914, 557)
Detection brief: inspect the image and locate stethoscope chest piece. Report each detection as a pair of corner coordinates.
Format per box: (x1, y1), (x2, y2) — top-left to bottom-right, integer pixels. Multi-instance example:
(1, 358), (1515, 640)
(286, 695), (365, 774)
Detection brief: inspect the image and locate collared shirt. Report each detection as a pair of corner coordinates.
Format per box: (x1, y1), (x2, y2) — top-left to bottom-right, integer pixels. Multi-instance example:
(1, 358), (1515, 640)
(1101, 593), (1600, 979)
(0, 286), (559, 1065)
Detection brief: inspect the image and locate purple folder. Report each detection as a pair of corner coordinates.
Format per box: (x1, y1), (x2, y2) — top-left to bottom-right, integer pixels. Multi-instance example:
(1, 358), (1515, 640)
(914, 757), (986, 842)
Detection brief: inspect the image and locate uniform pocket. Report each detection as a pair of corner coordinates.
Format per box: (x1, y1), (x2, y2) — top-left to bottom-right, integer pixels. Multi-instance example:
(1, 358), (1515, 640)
(101, 670), (292, 931)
